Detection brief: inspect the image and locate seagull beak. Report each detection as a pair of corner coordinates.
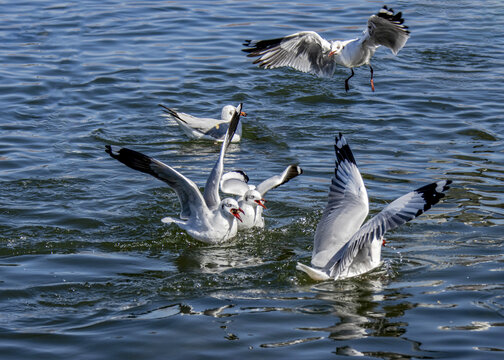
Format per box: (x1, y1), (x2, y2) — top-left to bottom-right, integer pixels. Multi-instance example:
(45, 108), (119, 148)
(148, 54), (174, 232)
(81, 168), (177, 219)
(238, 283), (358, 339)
(240, 111), (247, 117)
(255, 199), (267, 209)
(231, 208), (243, 222)
(328, 50), (335, 57)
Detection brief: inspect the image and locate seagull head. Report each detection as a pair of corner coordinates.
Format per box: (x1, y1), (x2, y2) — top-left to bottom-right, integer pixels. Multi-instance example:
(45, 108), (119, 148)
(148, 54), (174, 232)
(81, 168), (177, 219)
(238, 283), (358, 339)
(328, 42), (343, 57)
(245, 190), (266, 209)
(221, 198), (244, 222)
(221, 105), (247, 121)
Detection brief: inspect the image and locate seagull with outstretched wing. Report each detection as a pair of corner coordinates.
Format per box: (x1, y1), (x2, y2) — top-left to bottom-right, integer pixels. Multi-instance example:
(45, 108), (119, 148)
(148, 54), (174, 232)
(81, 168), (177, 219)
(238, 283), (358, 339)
(243, 6), (410, 92)
(220, 165), (303, 229)
(296, 133), (451, 280)
(105, 105), (245, 244)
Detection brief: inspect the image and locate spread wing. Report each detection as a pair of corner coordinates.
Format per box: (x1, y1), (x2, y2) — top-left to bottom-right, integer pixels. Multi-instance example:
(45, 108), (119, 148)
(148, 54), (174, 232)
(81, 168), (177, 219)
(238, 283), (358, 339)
(328, 180), (452, 279)
(243, 31), (336, 77)
(203, 104), (242, 209)
(105, 145), (207, 219)
(220, 170), (250, 196)
(255, 165), (303, 197)
(311, 133), (369, 268)
(362, 6), (410, 55)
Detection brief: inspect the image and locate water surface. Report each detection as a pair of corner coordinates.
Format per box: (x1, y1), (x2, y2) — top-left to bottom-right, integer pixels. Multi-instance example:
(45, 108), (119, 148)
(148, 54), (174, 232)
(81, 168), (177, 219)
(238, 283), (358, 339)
(1, 0), (503, 359)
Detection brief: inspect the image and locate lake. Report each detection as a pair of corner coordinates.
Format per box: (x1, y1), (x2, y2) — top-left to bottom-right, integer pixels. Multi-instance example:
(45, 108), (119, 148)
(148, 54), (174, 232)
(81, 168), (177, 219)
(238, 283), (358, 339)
(1, 0), (503, 359)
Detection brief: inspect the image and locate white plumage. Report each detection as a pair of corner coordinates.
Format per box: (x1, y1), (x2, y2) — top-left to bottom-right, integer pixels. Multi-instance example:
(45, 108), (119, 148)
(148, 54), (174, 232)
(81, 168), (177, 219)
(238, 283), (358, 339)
(220, 165), (303, 229)
(243, 6), (410, 91)
(160, 103), (247, 142)
(297, 133), (451, 281)
(106, 105), (246, 244)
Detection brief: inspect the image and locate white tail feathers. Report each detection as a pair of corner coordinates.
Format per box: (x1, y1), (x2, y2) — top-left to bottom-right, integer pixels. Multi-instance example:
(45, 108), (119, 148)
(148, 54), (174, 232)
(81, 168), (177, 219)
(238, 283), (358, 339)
(296, 262), (330, 281)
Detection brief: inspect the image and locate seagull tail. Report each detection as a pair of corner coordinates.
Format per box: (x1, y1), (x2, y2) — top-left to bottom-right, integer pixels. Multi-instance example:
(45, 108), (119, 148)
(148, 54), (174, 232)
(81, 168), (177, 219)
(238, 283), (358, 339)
(159, 104), (188, 124)
(296, 262), (331, 281)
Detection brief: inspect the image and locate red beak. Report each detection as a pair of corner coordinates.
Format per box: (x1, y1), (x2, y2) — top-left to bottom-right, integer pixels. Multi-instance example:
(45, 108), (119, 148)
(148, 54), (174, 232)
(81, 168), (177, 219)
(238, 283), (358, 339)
(240, 111), (247, 117)
(328, 51), (335, 57)
(255, 199), (267, 209)
(231, 208), (243, 222)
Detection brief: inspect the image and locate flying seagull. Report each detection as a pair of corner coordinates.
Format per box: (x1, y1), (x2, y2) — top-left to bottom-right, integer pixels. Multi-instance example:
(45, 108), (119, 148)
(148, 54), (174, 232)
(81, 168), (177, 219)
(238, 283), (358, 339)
(243, 6), (410, 92)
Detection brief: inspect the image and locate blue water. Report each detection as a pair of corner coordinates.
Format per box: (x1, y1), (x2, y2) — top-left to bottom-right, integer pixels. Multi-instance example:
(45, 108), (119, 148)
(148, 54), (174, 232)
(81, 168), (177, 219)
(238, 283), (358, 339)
(1, 0), (503, 359)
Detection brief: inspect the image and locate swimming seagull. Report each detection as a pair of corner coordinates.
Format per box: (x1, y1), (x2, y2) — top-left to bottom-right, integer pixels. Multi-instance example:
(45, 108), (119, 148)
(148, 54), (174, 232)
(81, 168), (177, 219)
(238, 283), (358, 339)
(160, 103), (247, 142)
(243, 5), (410, 92)
(220, 165), (303, 229)
(105, 105), (245, 244)
(296, 133), (451, 281)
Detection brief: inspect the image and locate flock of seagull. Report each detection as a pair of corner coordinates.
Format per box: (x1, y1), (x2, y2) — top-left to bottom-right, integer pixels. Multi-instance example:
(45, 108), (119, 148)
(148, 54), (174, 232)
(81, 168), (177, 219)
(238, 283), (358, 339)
(106, 6), (451, 281)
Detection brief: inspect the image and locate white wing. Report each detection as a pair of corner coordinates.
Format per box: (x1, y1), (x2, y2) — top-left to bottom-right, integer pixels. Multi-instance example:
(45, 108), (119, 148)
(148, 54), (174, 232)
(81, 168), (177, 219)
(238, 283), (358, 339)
(311, 133), (369, 268)
(328, 180), (452, 279)
(105, 145), (207, 220)
(203, 104), (242, 209)
(255, 165), (303, 197)
(220, 170), (250, 196)
(243, 31), (337, 77)
(362, 6), (410, 55)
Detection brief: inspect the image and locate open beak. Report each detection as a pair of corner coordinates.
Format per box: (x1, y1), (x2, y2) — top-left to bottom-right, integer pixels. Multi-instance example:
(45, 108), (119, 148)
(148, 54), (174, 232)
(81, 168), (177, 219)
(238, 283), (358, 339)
(231, 208), (243, 222)
(240, 111), (247, 117)
(255, 199), (267, 209)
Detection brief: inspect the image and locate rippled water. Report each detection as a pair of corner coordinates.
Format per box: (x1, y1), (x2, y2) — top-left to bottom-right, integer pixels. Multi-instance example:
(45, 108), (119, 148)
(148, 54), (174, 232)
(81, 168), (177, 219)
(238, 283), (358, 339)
(1, 0), (503, 358)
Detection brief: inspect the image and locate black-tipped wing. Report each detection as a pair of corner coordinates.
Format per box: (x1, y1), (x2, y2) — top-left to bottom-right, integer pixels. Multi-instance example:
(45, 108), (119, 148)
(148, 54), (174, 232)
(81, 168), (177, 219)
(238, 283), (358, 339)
(364, 6), (410, 55)
(203, 104), (242, 209)
(243, 31), (336, 77)
(311, 133), (369, 268)
(159, 104), (222, 134)
(220, 170), (250, 196)
(159, 104), (187, 124)
(255, 164), (303, 196)
(105, 145), (207, 219)
(328, 180), (452, 279)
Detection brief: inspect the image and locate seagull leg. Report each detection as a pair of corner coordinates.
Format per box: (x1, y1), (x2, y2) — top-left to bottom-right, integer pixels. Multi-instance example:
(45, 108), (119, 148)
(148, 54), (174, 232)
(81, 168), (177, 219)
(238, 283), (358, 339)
(369, 65), (375, 92)
(345, 68), (354, 92)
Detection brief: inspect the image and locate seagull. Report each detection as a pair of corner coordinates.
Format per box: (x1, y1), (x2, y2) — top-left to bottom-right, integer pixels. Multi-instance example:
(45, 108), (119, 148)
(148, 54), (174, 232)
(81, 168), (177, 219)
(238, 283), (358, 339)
(160, 103), (247, 142)
(296, 133), (451, 281)
(243, 5), (410, 92)
(220, 165), (303, 229)
(105, 105), (245, 244)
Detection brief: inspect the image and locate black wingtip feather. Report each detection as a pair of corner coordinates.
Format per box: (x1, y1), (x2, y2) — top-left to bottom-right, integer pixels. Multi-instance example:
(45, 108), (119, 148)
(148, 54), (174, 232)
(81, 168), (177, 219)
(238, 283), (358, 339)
(105, 145), (157, 178)
(222, 103), (242, 151)
(334, 133), (357, 170)
(413, 180), (452, 217)
(158, 104), (187, 123)
(285, 165), (303, 182)
(236, 169), (250, 183)
(377, 5), (410, 33)
(242, 37), (285, 55)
